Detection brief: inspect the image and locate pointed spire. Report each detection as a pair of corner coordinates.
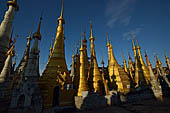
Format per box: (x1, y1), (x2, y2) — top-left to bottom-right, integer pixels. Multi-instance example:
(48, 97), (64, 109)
(101, 56), (104, 66)
(25, 29), (32, 55)
(106, 32), (110, 47)
(83, 32), (87, 44)
(72, 42), (75, 58)
(128, 52), (131, 59)
(80, 32), (84, 51)
(145, 50), (151, 66)
(76, 41), (79, 56)
(156, 55), (162, 65)
(60, 0), (64, 19)
(164, 50), (169, 61)
(164, 50), (170, 70)
(122, 50), (128, 73)
(27, 29), (32, 41)
(131, 32), (136, 51)
(135, 37), (140, 49)
(78, 32), (88, 96)
(84, 32), (86, 40)
(57, 0), (65, 24)
(33, 13), (42, 40)
(89, 20), (94, 41)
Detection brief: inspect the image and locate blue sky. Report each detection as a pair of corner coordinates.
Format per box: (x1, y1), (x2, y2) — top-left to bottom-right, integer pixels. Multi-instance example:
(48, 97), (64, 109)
(1, 0), (170, 73)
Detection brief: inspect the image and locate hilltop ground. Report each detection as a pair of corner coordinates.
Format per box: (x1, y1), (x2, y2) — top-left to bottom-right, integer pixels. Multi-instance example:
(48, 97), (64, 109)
(73, 97), (170, 113)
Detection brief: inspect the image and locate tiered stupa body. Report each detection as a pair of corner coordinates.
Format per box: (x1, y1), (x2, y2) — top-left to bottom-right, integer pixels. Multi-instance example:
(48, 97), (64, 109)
(9, 17), (42, 113)
(83, 32), (89, 88)
(131, 34), (146, 87)
(135, 39), (150, 85)
(13, 30), (32, 83)
(145, 51), (163, 101)
(70, 46), (78, 91)
(156, 55), (170, 87)
(77, 32), (88, 96)
(108, 42), (131, 93)
(73, 47), (80, 92)
(89, 24), (102, 94)
(39, 0), (74, 108)
(101, 57), (109, 95)
(0, 0), (19, 72)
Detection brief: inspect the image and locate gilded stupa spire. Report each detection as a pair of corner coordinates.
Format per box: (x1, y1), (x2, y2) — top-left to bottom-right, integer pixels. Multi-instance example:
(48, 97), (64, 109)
(92, 49), (102, 94)
(83, 32), (87, 44)
(83, 31), (89, 85)
(131, 32), (137, 57)
(106, 33), (111, 75)
(83, 32), (88, 56)
(130, 35), (146, 87)
(135, 37), (146, 66)
(41, 0), (69, 78)
(156, 55), (162, 65)
(145, 50), (151, 67)
(88, 23), (102, 94)
(164, 50), (170, 70)
(88, 21), (96, 92)
(122, 50), (128, 73)
(80, 32), (84, 51)
(57, 0), (65, 25)
(106, 32), (110, 47)
(89, 22), (95, 41)
(136, 38), (150, 85)
(78, 32), (88, 96)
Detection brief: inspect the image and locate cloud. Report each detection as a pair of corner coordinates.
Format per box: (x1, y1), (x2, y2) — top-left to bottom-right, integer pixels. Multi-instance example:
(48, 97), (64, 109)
(123, 25), (144, 40)
(105, 0), (136, 28)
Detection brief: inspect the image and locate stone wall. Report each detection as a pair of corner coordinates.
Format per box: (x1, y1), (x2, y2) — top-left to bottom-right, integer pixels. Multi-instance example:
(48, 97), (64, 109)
(75, 93), (107, 110)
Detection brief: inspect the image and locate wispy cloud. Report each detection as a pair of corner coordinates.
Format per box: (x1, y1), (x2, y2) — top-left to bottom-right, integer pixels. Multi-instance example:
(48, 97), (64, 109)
(105, 0), (136, 28)
(123, 25), (144, 40)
